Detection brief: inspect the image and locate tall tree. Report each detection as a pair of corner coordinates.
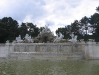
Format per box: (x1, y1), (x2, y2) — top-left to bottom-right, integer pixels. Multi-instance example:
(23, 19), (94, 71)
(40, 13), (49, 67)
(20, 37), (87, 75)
(95, 22), (99, 42)
(96, 6), (99, 12)
(19, 22), (40, 39)
(26, 23), (39, 37)
(91, 6), (99, 42)
(71, 20), (80, 35)
(0, 17), (19, 42)
(71, 20), (83, 41)
(80, 16), (89, 42)
(19, 23), (28, 39)
(0, 22), (7, 42)
(89, 13), (99, 40)
(56, 26), (71, 39)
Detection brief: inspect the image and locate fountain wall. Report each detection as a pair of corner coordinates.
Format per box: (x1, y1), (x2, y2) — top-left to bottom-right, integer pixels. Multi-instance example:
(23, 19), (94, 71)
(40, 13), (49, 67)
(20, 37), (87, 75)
(0, 42), (99, 60)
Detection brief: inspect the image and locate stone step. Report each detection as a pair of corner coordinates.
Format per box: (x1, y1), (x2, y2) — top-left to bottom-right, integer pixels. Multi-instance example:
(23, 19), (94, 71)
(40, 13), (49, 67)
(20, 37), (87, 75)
(10, 52), (83, 54)
(9, 52), (84, 57)
(9, 52), (84, 60)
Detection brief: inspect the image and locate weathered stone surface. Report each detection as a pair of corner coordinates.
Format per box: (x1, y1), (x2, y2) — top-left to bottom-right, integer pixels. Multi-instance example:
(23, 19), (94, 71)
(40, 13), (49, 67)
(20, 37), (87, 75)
(0, 42), (99, 60)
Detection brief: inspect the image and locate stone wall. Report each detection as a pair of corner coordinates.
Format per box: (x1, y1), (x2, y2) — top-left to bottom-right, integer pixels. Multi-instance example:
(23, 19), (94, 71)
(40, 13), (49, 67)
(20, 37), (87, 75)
(0, 42), (99, 60)
(0, 44), (9, 58)
(83, 42), (99, 59)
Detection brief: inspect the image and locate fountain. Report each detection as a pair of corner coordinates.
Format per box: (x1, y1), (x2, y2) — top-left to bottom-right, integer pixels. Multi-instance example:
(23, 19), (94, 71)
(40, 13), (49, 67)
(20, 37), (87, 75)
(3, 25), (85, 60)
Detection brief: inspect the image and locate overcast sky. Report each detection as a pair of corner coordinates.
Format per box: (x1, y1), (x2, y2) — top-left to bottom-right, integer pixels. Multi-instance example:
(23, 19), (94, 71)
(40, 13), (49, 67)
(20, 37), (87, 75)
(0, 0), (99, 34)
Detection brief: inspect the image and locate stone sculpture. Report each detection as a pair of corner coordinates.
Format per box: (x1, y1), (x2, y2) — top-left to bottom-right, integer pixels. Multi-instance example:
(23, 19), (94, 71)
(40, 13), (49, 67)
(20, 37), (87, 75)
(24, 34), (33, 43)
(16, 35), (23, 43)
(5, 40), (10, 45)
(54, 32), (64, 42)
(15, 34), (33, 43)
(69, 33), (77, 42)
(14, 25), (66, 43)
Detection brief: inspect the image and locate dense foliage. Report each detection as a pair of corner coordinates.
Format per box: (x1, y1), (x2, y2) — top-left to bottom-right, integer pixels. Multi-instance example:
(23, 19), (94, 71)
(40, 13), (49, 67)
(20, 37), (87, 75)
(0, 18), (40, 43)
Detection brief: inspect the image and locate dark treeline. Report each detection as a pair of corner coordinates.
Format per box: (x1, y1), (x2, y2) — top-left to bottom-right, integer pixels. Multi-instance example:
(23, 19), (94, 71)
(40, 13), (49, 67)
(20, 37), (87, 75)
(0, 6), (99, 43)
(56, 6), (99, 42)
(0, 17), (40, 43)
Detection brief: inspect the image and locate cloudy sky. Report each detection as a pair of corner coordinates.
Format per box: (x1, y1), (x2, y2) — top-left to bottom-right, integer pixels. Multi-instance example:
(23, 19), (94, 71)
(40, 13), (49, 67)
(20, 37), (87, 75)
(0, 0), (99, 34)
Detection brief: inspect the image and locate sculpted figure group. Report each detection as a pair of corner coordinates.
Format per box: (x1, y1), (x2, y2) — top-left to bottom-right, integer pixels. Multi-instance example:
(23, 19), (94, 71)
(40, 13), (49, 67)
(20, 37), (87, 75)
(6, 25), (77, 43)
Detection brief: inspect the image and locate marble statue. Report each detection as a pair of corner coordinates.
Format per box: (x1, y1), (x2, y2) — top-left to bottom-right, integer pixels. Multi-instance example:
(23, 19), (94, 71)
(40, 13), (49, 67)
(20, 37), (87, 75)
(16, 35), (23, 43)
(24, 34), (33, 43)
(15, 34), (33, 43)
(5, 40), (10, 45)
(6, 40), (9, 43)
(54, 32), (64, 42)
(69, 33), (77, 42)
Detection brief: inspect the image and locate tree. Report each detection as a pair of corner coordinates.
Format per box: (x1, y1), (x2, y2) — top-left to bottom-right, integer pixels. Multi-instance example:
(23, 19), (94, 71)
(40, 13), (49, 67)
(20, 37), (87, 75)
(65, 25), (72, 39)
(89, 6), (99, 42)
(0, 17), (19, 42)
(26, 23), (39, 37)
(95, 22), (99, 42)
(39, 27), (45, 32)
(56, 26), (71, 39)
(96, 6), (99, 12)
(19, 23), (28, 39)
(71, 20), (80, 35)
(19, 22), (40, 39)
(89, 13), (99, 40)
(89, 13), (99, 25)
(80, 16), (89, 42)
(0, 22), (7, 42)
